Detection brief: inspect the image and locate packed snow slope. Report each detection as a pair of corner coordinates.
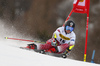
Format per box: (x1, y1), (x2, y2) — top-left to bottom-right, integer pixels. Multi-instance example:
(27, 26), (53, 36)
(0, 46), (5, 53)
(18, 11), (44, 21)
(0, 40), (99, 66)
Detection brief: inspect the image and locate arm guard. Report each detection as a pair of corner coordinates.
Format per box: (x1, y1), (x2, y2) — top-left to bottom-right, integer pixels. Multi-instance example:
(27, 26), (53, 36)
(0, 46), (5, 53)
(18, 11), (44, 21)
(69, 45), (74, 50)
(66, 45), (74, 53)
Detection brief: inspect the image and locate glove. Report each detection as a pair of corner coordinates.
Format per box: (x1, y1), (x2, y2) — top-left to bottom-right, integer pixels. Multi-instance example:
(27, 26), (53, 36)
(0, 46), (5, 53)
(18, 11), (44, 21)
(66, 48), (70, 53)
(51, 38), (58, 46)
(65, 45), (74, 53)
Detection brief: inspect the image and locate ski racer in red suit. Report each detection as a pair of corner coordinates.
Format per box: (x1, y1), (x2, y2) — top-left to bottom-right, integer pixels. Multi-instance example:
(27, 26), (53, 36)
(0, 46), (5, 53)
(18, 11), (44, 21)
(27, 20), (76, 55)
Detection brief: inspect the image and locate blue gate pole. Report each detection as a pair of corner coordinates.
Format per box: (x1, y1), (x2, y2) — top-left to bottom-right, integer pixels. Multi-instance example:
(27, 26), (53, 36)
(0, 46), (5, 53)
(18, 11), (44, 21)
(91, 50), (95, 63)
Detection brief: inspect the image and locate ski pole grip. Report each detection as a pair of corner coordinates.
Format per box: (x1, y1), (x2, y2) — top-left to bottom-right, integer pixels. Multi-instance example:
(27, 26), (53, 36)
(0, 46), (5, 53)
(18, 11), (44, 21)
(5, 37), (8, 39)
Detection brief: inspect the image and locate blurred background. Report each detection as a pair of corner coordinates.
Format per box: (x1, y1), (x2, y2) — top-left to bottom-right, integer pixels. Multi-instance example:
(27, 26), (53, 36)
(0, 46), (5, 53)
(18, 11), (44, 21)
(0, 0), (100, 64)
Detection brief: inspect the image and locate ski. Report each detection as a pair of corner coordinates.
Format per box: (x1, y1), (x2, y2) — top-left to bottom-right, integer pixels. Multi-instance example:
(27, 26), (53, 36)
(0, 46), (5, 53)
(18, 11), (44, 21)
(20, 46), (68, 58)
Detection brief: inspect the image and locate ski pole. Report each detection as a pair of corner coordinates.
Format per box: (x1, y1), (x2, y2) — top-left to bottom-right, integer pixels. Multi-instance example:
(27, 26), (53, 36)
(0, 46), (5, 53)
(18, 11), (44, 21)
(91, 50), (95, 63)
(5, 37), (45, 43)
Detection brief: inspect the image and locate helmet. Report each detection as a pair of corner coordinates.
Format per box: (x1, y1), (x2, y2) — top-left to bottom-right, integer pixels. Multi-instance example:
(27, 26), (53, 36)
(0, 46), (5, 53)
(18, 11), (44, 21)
(64, 20), (75, 32)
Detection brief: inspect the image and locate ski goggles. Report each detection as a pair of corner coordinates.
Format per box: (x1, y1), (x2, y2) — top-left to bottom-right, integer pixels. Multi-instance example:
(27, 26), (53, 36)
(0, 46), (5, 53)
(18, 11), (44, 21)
(66, 26), (74, 32)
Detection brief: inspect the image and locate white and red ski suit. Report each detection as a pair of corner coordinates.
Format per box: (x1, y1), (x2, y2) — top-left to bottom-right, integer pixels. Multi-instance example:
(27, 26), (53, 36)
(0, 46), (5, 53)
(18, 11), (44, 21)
(36, 26), (76, 53)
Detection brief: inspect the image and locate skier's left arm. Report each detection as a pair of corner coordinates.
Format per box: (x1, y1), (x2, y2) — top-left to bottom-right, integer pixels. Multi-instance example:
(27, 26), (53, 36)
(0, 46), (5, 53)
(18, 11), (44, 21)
(67, 33), (76, 52)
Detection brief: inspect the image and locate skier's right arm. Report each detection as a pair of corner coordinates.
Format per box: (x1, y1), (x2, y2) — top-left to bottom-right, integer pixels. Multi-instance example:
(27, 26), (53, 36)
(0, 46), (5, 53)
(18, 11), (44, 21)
(51, 33), (58, 46)
(51, 27), (61, 46)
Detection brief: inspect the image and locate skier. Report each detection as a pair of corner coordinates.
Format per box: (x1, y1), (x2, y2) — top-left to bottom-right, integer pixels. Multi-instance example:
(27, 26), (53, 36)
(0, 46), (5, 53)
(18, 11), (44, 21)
(27, 20), (76, 57)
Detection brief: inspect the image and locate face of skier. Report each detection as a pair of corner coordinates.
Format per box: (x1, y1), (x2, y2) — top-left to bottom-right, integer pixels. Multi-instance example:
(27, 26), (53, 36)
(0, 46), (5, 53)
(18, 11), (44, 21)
(66, 30), (71, 33)
(65, 26), (74, 33)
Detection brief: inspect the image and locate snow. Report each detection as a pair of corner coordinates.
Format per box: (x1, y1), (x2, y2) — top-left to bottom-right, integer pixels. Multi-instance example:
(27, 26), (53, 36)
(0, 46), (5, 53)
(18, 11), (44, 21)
(0, 19), (99, 66)
(0, 40), (99, 66)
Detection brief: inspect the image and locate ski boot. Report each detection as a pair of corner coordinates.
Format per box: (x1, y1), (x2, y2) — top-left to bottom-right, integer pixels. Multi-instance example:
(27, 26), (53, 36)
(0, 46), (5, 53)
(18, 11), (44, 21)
(26, 44), (37, 50)
(62, 49), (70, 58)
(39, 47), (57, 54)
(39, 50), (45, 54)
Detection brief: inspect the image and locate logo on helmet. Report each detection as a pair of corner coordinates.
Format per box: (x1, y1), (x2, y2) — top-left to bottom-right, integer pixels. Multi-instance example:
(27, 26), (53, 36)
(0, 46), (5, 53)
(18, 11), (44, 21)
(70, 22), (73, 27)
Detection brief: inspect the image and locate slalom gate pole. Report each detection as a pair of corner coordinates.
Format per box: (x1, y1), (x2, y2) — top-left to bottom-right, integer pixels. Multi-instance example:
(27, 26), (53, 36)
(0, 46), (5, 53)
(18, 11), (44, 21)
(63, 9), (73, 26)
(84, 16), (89, 62)
(65, 10), (73, 21)
(63, 0), (80, 26)
(84, 0), (90, 62)
(5, 37), (45, 43)
(91, 50), (95, 63)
